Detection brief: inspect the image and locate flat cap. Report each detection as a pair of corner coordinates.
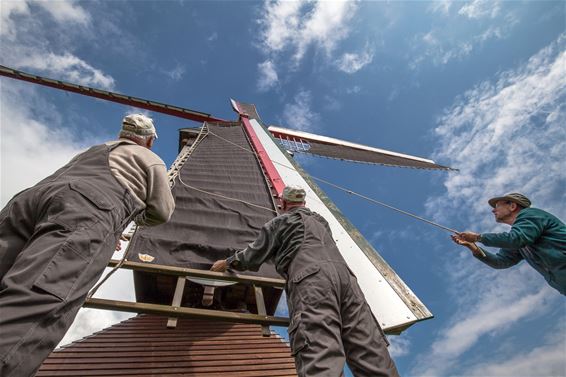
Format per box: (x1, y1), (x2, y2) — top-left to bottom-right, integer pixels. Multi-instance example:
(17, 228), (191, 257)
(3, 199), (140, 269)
(282, 185), (306, 203)
(122, 114), (157, 138)
(488, 193), (531, 208)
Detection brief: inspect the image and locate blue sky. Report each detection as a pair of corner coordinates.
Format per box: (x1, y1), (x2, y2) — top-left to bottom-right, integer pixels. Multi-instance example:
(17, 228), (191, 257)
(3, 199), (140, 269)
(1, 1), (565, 376)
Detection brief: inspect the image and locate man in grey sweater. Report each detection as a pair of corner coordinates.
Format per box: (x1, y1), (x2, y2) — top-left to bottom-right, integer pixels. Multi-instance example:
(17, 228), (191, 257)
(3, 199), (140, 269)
(0, 114), (175, 377)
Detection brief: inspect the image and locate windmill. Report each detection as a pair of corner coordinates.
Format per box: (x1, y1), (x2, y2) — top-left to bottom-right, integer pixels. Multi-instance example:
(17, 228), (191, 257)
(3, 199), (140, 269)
(0, 65), (452, 376)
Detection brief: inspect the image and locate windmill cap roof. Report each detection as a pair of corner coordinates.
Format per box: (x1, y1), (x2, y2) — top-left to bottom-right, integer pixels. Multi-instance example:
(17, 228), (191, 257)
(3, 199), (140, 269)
(282, 185), (306, 203)
(488, 193), (531, 208)
(122, 114), (157, 138)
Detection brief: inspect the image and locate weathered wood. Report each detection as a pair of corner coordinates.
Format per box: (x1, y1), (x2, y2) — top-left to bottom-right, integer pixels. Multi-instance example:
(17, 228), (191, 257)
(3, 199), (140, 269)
(84, 298), (290, 327)
(107, 259), (286, 288)
(166, 277), (187, 328)
(254, 285), (271, 337)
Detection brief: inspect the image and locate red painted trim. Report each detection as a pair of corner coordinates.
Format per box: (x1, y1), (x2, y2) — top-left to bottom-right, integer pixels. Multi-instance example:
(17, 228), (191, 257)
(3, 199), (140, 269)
(0, 65), (225, 124)
(235, 107), (285, 198)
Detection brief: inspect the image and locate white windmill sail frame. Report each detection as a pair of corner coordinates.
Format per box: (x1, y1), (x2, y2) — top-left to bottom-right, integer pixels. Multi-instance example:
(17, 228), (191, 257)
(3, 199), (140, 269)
(269, 125), (435, 163)
(243, 115), (433, 332)
(268, 125), (455, 171)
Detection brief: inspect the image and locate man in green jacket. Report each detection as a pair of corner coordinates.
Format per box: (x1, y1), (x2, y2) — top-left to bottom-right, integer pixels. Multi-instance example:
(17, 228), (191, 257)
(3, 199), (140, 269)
(452, 193), (566, 295)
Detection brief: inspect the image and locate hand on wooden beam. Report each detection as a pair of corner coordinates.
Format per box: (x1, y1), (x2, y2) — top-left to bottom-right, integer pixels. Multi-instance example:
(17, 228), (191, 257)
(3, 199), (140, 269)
(211, 259), (228, 272)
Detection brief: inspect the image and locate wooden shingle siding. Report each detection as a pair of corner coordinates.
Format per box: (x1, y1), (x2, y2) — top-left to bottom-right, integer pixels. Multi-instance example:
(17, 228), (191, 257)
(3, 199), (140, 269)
(37, 315), (297, 377)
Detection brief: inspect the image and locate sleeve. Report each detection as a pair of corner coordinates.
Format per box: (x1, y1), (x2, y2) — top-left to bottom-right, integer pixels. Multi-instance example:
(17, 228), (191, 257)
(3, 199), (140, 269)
(227, 217), (283, 272)
(480, 210), (545, 249)
(474, 247), (524, 269)
(135, 164), (175, 226)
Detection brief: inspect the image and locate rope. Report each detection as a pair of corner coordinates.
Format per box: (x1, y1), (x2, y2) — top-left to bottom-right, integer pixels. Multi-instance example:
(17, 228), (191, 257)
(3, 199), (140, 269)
(310, 176), (458, 233)
(89, 126), (214, 298)
(169, 124), (210, 189)
(208, 129), (458, 234)
(207, 129), (254, 154)
(176, 173), (278, 214)
(87, 235), (132, 299)
(90, 124), (457, 297)
(170, 129), (277, 213)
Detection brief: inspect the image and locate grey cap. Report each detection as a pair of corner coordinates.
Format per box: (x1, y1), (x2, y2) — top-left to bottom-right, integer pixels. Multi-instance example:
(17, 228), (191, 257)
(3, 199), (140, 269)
(282, 185), (306, 203)
(488, 193), (531, 208)
(122, 114), (157, 138)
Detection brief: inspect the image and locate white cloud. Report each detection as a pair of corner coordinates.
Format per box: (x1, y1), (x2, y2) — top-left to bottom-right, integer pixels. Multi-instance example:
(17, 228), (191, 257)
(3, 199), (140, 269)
(323, 95), (341, 111)
(282, 89), (321, 132)
(259, 0), (303, 52)
(428, 0), (454, 16)
(259, 0), (358, 63)
(60, 264), (135, 346)
(346, 85), (361, 94)
(458, 0), (501, 19)
(336, 44), (374, 74)
(477, 25), (504, 42)
(422, 31), (439, 46)
(414, 34), (566, 376)
(257, 60), (279, 92)
(1, 1), (114, 89)
(0, 1), (30, 39)
(1, 1), (89, 39)
(35, 0), (90, 25)
(412, 26), (506, 68)
(0, 81), (90, 206)
(411, 3), (518, 68)
(60, 307), (134, 346)
(387, 336), (411, 358)
(163, 63), (186, 81)
(16, 51), (115, 89)
(428, 34), (566, 225)
(466, 328), (566, 376)
(412, 260), (560, 376)
(207, 32), (218, 42)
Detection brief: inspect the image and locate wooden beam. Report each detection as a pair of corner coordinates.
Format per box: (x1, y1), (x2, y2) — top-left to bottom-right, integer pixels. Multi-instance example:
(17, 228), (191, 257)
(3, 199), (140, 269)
(253, 285), (271, 337)
(84, 298), (290, 327)
(108, 260), (286, 288)
(0, 65), (225, 124)
(166, 277), (187, 328)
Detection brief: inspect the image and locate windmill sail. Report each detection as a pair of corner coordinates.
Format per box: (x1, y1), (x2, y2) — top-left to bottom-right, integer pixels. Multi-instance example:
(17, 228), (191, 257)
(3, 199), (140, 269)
(269, 125), (454, 170)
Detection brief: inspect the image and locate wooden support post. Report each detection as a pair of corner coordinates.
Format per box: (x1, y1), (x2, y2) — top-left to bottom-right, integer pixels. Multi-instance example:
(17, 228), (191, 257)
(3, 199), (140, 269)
(84, 297), (290, 326)
(254, 285), (271, 337)
(166, 277), (186, 329)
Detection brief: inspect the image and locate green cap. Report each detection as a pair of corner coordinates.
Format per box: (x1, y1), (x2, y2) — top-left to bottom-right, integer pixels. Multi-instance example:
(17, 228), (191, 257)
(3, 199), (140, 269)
(282, 185), (306, 203)
(488, 193), (531, 208)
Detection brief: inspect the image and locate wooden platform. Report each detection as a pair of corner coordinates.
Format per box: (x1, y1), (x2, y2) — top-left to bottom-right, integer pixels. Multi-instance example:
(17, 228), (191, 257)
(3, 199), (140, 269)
(37, 315), (297, 377)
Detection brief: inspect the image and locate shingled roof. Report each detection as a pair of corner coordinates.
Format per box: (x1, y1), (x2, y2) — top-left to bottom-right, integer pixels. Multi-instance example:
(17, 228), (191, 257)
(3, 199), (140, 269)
(37, 315), (297, 376)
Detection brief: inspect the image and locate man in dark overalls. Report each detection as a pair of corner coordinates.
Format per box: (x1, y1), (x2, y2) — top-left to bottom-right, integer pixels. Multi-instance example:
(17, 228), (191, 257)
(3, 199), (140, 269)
(0, 114), (175, 377)
(212, 185), (399, 377)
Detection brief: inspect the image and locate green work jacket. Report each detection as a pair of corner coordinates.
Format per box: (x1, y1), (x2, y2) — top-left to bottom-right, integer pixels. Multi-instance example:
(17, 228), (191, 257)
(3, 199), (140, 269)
(476, 208), (566, 295)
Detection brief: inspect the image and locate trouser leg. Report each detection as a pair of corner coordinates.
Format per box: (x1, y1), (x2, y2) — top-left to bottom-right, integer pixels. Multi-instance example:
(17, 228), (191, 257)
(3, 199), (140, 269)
(340, 268), (400, 377)
(0, 189), (118, 377)
(0, 190), (35, 280)
(287, 265), (346, 377)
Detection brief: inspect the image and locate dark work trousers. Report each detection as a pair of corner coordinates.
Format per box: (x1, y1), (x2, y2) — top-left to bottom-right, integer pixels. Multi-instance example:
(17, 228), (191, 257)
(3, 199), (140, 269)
(0, 143), (141, 377)
(286, 212), (399, 377)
